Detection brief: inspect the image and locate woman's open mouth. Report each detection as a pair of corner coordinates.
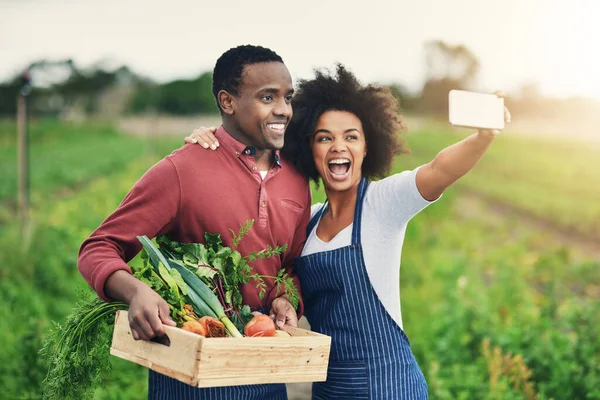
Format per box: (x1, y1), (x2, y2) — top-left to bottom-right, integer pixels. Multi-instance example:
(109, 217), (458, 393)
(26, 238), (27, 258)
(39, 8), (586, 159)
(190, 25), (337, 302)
(328, 158), (351, 181)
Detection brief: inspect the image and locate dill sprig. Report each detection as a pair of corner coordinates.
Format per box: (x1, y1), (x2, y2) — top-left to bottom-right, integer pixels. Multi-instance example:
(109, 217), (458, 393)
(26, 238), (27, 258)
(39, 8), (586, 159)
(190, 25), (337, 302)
(40, 293), (127, 400)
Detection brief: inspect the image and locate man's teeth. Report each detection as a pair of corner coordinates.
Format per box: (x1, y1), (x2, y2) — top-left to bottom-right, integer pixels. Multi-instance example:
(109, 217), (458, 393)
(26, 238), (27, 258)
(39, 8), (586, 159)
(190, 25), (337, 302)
(268, 124), (285, 130)
(328, 159), (350, 165)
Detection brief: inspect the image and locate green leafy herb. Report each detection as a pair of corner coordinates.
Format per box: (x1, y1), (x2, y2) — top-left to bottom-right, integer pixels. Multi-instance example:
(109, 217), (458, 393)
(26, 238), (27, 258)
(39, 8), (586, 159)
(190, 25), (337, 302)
(157, 219), (300, 327)
(230, 219), (253, 248)
(41, 294), (128, 400)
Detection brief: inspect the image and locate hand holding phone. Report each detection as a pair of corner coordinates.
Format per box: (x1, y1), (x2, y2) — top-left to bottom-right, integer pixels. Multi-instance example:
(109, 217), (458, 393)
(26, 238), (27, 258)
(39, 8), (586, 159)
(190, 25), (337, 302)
(449, 90), (506, 131)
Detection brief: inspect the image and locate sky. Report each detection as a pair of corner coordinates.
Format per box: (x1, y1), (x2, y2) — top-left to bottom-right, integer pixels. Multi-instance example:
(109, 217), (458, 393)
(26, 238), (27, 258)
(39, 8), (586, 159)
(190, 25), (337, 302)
(1, 0), (599, 99)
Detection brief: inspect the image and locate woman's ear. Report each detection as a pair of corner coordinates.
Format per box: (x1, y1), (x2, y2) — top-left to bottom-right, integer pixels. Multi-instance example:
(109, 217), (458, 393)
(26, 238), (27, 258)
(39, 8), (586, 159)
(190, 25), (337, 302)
(218, 90), (235, 115)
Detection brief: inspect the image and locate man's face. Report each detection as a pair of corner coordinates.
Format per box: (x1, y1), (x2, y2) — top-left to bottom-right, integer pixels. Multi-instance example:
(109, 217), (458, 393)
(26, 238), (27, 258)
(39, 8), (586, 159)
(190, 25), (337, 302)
(230, 62), (293, 150)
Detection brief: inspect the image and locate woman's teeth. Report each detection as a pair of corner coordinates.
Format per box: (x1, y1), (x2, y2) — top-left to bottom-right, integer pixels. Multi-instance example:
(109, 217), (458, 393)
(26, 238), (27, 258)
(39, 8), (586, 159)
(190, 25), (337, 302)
(328, 159), (351, 176)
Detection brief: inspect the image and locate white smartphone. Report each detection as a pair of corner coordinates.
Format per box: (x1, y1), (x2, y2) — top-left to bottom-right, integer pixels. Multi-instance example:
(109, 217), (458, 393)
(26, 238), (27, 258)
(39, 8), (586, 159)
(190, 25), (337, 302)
(448, 90), (505, 130)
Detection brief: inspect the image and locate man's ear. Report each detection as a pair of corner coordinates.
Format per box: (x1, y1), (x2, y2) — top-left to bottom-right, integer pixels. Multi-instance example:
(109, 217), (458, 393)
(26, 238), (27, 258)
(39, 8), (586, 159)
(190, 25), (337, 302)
(218, 90), (235, 115)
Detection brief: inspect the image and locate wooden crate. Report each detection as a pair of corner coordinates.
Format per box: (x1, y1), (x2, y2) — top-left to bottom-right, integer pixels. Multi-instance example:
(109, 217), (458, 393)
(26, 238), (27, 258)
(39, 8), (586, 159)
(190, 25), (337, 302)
(110, 310), (331, 388)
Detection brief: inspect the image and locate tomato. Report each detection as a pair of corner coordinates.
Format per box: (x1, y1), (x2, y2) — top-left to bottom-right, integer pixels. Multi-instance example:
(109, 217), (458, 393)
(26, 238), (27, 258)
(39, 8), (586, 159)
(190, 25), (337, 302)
(244, 314), (276, 337)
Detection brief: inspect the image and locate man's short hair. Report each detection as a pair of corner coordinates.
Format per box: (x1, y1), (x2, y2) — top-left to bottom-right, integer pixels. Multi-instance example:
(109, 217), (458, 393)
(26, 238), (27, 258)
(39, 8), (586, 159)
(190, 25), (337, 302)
(212, 45), (284, 113)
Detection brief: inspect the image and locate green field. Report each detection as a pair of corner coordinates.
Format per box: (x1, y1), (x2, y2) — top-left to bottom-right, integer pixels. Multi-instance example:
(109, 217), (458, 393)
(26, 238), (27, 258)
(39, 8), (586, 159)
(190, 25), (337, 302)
(400, 125), (600, 240)
(0, 119), (598, 399)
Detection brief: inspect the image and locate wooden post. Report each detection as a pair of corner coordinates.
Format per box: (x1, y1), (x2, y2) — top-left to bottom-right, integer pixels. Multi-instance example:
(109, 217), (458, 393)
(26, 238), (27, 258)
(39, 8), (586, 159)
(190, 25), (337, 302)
(17, 73), (31, 238)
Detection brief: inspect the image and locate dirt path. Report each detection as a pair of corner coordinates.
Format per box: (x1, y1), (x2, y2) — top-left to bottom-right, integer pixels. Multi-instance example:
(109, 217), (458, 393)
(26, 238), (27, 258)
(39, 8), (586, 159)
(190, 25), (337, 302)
(118, 115), (223, 137)
(454, 188), (600, 260)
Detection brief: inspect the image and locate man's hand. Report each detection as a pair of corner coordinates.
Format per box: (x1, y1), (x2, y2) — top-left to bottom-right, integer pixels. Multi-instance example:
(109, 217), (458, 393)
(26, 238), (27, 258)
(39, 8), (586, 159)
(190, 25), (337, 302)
(105, 270), (176, 341)
(269, 296), (298, 329)
(128, 284), (176, 341)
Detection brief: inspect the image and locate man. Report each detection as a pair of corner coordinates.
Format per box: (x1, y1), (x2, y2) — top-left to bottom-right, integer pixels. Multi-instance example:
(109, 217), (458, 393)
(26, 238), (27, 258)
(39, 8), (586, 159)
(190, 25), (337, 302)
(78, 45), (311, 399)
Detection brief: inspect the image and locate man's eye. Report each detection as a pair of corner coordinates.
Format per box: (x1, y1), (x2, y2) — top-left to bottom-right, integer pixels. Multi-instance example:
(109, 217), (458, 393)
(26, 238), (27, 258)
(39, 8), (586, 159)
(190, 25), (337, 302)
(262, 95), (273, 101)
(285, 95), (293, 103)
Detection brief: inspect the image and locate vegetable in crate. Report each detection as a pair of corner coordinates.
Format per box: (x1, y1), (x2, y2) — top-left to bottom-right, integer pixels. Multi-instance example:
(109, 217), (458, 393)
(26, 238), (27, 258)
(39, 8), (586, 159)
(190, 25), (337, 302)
(156, 219), (300, 331)
(181, 320), (206, 336)
(138, 235), (241, 337)
(198, 316), (226, 337)
(244, 314), (277, 337)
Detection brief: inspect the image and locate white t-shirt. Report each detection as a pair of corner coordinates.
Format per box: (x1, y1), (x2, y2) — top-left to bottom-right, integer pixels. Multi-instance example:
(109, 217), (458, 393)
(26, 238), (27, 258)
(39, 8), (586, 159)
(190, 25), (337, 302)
(301, 167), (436, 330)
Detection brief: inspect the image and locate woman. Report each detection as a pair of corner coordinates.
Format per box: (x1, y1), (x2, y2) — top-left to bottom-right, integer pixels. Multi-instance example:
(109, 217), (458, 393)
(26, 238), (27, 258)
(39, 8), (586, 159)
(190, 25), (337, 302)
(185, 65), (510, 399)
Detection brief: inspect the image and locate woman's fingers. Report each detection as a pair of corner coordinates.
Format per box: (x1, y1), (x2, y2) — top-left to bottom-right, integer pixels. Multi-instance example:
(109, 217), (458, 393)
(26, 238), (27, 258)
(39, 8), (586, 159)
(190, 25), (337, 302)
(495, 91), (511, 124)
(188, 127), (220, 150)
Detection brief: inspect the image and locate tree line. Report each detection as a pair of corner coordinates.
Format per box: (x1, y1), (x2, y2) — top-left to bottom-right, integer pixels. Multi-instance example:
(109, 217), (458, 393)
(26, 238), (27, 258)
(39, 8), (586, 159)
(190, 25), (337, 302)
(0, 41), (578, 119)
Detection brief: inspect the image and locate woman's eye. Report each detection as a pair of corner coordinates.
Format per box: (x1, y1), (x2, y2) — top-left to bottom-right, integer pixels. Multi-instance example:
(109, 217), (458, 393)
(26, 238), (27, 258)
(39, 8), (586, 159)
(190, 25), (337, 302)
(317, 136), (331, 142)
(346, 135), (358, 140)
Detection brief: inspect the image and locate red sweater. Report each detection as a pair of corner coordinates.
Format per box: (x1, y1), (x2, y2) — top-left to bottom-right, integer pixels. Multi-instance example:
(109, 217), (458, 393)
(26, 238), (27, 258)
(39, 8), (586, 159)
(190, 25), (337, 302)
(78, 126), (310, 314)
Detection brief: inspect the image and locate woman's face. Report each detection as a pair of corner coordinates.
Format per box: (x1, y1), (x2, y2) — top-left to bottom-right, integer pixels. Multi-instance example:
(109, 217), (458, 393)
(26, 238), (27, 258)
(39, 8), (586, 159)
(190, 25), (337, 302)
(311, 110), (367, 193)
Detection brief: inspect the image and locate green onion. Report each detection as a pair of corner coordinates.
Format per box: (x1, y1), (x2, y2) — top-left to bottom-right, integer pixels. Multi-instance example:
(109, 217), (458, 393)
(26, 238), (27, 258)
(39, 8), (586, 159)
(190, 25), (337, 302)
(169, 261), (242, 337)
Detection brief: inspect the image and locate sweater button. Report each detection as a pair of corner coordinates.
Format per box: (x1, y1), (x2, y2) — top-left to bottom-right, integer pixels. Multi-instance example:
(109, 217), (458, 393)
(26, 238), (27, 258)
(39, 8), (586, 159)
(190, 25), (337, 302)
(252, 166), (257, 170)
(261, 201), (266, 207)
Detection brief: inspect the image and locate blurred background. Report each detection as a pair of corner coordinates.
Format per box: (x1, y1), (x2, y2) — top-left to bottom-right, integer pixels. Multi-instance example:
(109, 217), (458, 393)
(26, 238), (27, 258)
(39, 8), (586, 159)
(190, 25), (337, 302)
(1, 0), (599, 399)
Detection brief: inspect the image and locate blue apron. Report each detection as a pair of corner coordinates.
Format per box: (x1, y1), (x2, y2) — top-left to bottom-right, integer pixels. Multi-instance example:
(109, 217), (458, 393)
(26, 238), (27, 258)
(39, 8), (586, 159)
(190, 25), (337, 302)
(294, 178), (428, 399)
(148, 371), (287, 399)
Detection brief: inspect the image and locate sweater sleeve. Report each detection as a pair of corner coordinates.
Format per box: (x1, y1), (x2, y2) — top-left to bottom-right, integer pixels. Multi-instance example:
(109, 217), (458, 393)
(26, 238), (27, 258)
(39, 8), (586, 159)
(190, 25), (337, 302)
(78, 157), (181, 301)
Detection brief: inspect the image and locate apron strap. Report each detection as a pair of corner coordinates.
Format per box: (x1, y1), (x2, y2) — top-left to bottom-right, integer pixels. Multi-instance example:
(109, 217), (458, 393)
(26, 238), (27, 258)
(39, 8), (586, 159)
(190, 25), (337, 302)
(351, 178), (369, 246)
(306, 202), (327, 237)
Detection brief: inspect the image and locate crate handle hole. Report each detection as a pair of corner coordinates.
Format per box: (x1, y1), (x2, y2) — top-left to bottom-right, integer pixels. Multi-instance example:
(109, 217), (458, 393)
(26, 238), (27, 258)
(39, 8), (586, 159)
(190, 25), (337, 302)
(150, 334), (171, 347)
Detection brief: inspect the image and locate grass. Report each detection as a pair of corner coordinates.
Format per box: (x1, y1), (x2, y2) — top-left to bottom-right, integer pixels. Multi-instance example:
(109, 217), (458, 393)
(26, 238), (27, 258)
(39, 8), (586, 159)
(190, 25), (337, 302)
(0, 119), (184, 224)
(0, 157), (155, 399)
(396, 126), (600, 239)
